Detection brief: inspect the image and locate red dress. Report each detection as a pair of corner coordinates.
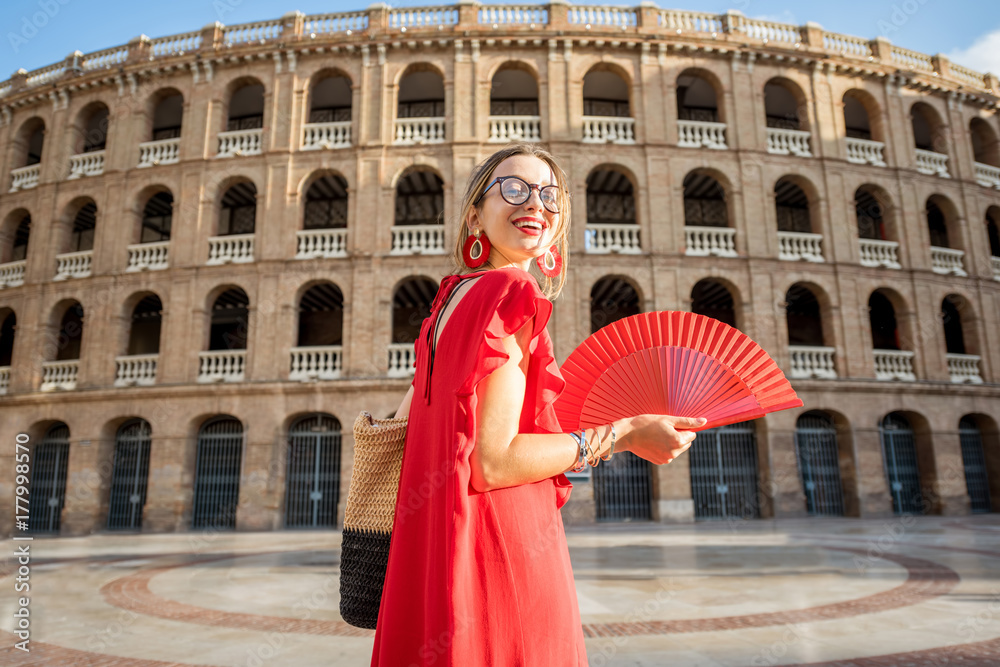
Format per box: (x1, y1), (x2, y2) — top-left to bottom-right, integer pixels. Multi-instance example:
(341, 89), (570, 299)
(370, 267), (587, 666)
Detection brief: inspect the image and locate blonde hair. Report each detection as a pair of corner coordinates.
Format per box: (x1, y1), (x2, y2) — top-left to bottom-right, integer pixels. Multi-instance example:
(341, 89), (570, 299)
(451, 144), (572, 299)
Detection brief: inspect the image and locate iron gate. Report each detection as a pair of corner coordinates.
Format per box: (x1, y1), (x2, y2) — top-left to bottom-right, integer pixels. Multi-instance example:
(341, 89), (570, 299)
(29, 423), (70, 533)
(960, 417), (991, 513)
(593, 451), (652, 521)
(192, 417), (243, 530)
(107, 419), (152, 530)
(285, 414), (342, 528)
(690, 422), (760, 520)
(880, 414), (923, 514)
(795, 413), (845, 516)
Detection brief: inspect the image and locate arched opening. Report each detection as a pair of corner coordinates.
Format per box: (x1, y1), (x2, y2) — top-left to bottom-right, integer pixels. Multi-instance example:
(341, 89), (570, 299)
(127, 294), (163, 356)
(304, 173), (348, 229)
(941, 295), (966, 355)
(15, 117), (45, 167)
(690, 422), (760, 520)
(55, 302), (85, 361)
(490, 67), (539, 116)
(583, 68), (630, 117)
(150, 91), (183, 140)
(395, 170), (444, 226)
(775, 178), (812, 234)
(67, 201), (97, 253)
(192, 416), (243, 530)
(988, 208), (1000, 259)
(140, 192), (172, 243)
(219, 182), (257, 236)
(926, 198), (950, 248)
(970, 118), (999, 167)
(843, 91), (875, 140)
(794, 411), (846, 516)
(683, 172), (728, 227)
(309, 74), (352, 123)
(960, 414), (1000, 513)
(590, 275), (641, 336)
(1, 210), (31, 264)
(29, 423), (71, 533)
(208, 288), (249, 350)
(107, 418), (152, 530)
(390, 277), (437, 377)
(854, 186), (891, 240)
(227, 82), (264, 130)
(910, 102), (947, 153)
(75, 103), (110, 153)
(764, 79), (804, 130)
(298, 283), (344, 347)
(868, 290), (900, 351)
(691, 279), (737, 329)
(942, 294), (982, 383)
(285, 413), (342, 528)
(676, 71), (720, 122)
(398, 69), (445, 118)
(879, 412), (927, 515)
(0, 310), (15, 369)
(786, 284), (824, 346)
(585, 168), (638, 253)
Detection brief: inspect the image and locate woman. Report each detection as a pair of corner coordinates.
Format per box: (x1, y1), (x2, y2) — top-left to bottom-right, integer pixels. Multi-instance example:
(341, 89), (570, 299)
(371, 144), (704, 666)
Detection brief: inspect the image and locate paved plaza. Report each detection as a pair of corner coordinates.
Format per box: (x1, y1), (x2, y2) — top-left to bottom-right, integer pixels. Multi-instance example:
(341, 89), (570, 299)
(2, 514), (1000, 666)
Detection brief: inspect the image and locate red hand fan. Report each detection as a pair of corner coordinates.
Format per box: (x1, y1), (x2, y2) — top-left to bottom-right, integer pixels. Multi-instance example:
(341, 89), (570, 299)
(555, 311), (803, 432)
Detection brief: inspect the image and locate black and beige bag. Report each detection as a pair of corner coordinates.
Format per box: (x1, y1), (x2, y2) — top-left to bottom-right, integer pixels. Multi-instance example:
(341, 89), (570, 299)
(339, 411), (408, 629)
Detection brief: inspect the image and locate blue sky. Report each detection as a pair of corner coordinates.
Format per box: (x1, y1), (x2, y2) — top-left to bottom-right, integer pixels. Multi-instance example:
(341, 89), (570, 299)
(2, 0), (999, 77)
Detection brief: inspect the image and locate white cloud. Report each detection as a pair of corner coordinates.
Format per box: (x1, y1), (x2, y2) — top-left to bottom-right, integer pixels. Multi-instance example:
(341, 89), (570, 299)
(947, 28), (1000, 74)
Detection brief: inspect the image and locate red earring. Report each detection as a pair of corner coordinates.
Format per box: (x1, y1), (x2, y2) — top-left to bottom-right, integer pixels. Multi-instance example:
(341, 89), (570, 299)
(463, 228), (491, 268)
(536, 245), (562, 277)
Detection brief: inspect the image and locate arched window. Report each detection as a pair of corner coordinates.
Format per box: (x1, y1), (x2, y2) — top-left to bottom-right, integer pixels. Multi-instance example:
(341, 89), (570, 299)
(298, 283), (344, 347)
(868, 291), (899, 351)
(29, 423), (70, 533)
(583, 69), (630, 117)
(585, 169), (638, 254)
(309, 74), (352, 123)
(16, 117), (45, 167)
(192, 416), (243, 530)
(78, 104), (110, 153)
(55, 302), (85, 361)
(775, 178), (812, 234)
(285, 413), (342, 528)
(489, 67), (540, 142)
(395, 171), (444, 226)
(843, 92), (873, 140)
(970, 118), (999, 168)
(794, 412), (846, 516)
(941, 295), (965, 355)
(390, 277), (436, 377)
(677, 71), (719, 122)
(151, 92), (183, 140)
(786, 285), (824, 347)
(398, 70), (445, 118)
(926, 198), (950, 248)
(764, 80), (803, 130)
(2, 211), (31, 264)
(107, 419), (152, 530)
(691, 279), (737, 329)
(140, 192), (172, 243)
(304, 174), (349, 230)
(0, 310), (15, 369)
(127, 295), (163, 356)
(227, 82), (264, 130)
(68, 201), (97, 253)
(208, 288), (249, 351)
(219, 182), (256, 236)
(927, 196), (966, 276)
(942, 294), (982, 383)
(683, 172), (727, 227)
(987, 209), (1000, 259)
(910, 102), (945, 153)
(590, 276), (640, 333)
(854, 186), (895, 254)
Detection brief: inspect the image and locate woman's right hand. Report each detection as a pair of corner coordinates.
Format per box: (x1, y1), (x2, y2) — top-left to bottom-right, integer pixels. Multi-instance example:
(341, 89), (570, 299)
(614, 414), (707, 465)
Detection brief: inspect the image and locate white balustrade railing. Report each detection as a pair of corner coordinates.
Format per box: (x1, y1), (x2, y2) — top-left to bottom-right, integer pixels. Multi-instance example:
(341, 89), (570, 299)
(915, 149), (950, 178)
(9, 164), (40, 191)
(789, 346), (837, 380)
(217, 129), (262, 157)
(290, 346), (343, 381)
(223, 19), (283, 45)
(489, 116), (542, 143)
(393, 117), (446, 145)
(114, 354), (159, 387)
(737, 17), (800, 44)
(391, 225), (446, 255)
(41, 360), (79, 391)
(582, 116), (635, 144)
(951, 63), (987, 89)
(25, 63), (65, 87)
(930, 246), (966, 276)
(138, 137), (180, 167)
(685, 226), (737, 258)
(126, 241), (170, 272)
(0, 366), (9, 395)
(296, 229), (348, 259)
(777, 232), (824, 262)
(974, 162), (1000, 189)
(54, 250), (93, 280)
(302, 121), (352, 150)
(823, 32), (872, 58)
(81, 46), (129, 71)
(947, 353), (983, 385)
(993, 256), (1000, 282)
(845, 137), (886, 166)
(67, 150), (105, 179)
(568, 6), (637, 27)
(390, 6), (459, 28)
(585, 224), (641, 254)
(150, 31), (201, 57)
(891, 46), (934, 72)
(207, 234), (254, 265)
(388, 343), (416, 378)
(874, 349), (916, 382)
(198, 350), (246, 383)
(766, 128), (812, 157)
(0, 260), (26, 288)
(304, 11), (369, 34)
(479, 5), (547, 24)
(658, 10), (723, 33)
(858, 239), (901, 269)
(677, 120), (727, 149)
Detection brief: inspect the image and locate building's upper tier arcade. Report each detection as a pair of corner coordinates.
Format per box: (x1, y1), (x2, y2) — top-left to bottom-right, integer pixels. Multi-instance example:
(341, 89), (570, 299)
(1, 2), (997, 107)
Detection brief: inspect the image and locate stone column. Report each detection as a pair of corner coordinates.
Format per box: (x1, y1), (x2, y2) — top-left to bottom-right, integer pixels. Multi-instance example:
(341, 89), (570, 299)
(653, 454), (694, 523)
(852, 424), (894, 518)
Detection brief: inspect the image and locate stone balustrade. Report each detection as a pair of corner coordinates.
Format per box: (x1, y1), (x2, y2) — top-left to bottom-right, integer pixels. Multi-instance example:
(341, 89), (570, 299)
(766, 128), (811, 157)
(845, 138), (886, 166)
(569, 5), (637, 27)
(289, 346), (343, 381)
(873, 349), (916, 382)
(974, 162), (1000, 189)
(304, 11), (369, 34)
(946, 353), (983, 384)
(929, 246), (966, 276)
(684, 226), (737, 257)
(138, 138), (180, 167)
(393, 117), (446, 145)
(9, 164), (40, 191)
(388, 343), (416, 378)
(789, 346), (837, 380)
(222, 19), (283, 45)
(489, 116), (541, 143)
(54, 250), (93, 280)
(126, 242), (170, 272)
(915, 149), (950, 178)
(217, 129), (262, 157)
(0, 366), (9, 394)
(296, 229), (348, 259)
(858, 239), (901, 269)
(41, 359), (79, 391)
(391, 5), (459, 28)
(677, 120), (727, 149)
(207, 234), (255, 265)
(585, 224), (642, 254)
(114, 354), (159, 387)
(197, 350), (246, 383)
(391, 225), (446, 255)
(150, 31), (201, 57)
(67, 150), (105, 179)
(778, 232), (824, 263)
(0, 260), (26, 288)
(302, 121), (352, 150)
(993, 256), (1000, 282)
(582, 116), (635, 144)
(479, 4), (547, 24)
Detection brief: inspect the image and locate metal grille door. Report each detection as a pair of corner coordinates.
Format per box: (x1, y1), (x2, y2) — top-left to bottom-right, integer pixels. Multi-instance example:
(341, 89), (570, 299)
(593, 452), (652, 521)
(192, 417), (243, 530)
(107, 419), (152, 530)
(29, 424), (71, 533)
(795, 413), (845, 516)
(960, 418), (991, 513)
(690, 423), (760, 520)
(880, 414), (923, 515)
(285, 414), (342, 528)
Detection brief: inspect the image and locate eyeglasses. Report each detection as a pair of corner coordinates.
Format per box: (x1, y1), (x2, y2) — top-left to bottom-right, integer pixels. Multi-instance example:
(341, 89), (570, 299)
(474, 176), (561, 214)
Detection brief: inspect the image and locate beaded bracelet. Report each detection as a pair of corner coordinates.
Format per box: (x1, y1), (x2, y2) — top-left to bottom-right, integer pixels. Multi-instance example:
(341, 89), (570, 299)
(568, 431), (587, 473)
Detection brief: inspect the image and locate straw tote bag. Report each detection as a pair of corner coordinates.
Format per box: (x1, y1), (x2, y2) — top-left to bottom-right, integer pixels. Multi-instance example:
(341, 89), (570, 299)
(339, 410), (407, 629)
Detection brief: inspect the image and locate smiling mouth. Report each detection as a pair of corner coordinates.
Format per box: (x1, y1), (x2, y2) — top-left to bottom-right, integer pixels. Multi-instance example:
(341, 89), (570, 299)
(512, 219), (545, 232)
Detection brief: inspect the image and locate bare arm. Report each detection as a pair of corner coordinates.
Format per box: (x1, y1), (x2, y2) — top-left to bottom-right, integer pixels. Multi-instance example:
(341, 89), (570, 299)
(394, 385), (415, 420)
(470, 324), (706, 493)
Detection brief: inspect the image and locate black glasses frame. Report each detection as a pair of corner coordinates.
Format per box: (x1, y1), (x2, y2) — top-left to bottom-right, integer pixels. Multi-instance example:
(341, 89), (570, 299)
(474, 175), (561, 213)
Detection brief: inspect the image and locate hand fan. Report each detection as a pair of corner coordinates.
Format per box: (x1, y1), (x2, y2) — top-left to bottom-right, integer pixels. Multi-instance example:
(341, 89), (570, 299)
(554, 311), (803, 432)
